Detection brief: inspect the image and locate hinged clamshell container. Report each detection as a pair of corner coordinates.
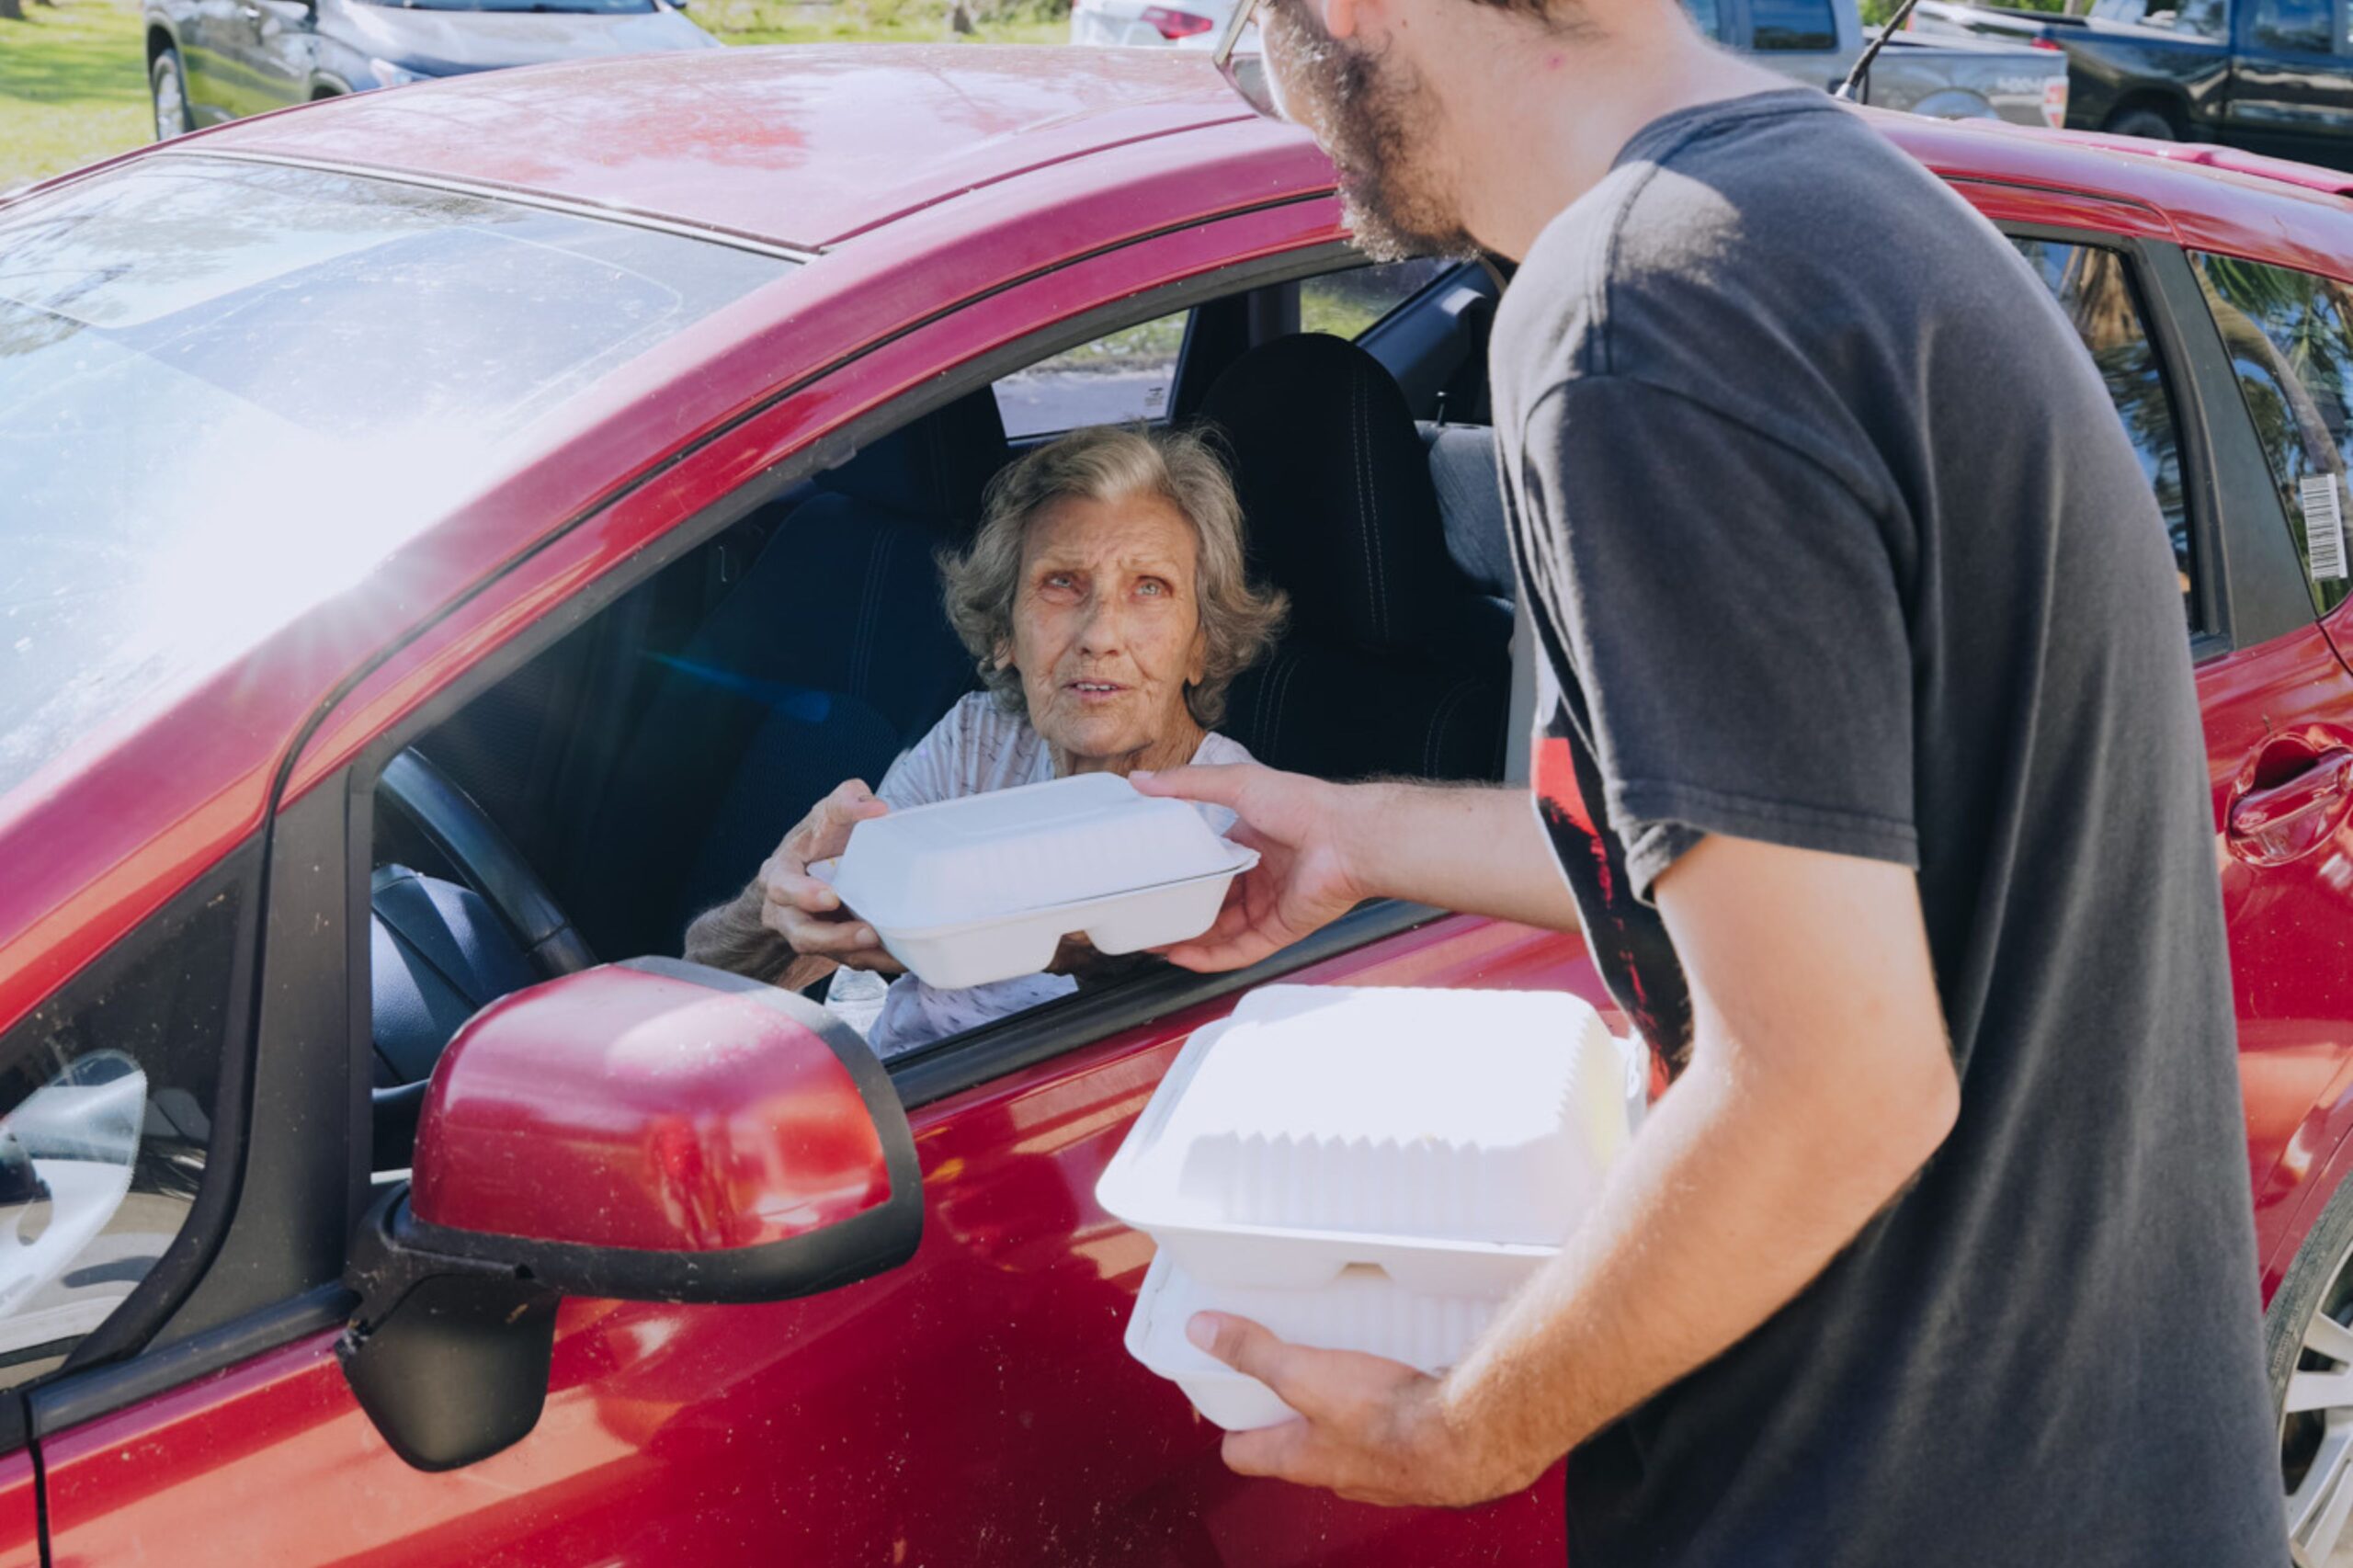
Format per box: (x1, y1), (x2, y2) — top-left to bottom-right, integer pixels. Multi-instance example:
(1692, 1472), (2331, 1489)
(822, 773), (1256, 990)
(1098, 985), (1629, 1294)
(1125, 1252), (1503, 1430)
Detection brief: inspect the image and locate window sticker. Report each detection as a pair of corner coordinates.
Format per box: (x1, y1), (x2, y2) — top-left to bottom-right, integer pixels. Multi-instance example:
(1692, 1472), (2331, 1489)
(2302, 473), (2347, 582)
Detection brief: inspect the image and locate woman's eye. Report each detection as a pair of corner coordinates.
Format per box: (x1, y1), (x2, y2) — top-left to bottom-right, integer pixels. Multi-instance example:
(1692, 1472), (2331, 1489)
(1137, 578), (1167, 597)
(1043, 574), (1076, 592)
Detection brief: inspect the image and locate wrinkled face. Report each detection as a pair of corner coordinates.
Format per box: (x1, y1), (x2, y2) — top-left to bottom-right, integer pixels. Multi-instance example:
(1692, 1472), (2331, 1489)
(1261, 0), (1479, 261)
(1005, 493), (1209, 767)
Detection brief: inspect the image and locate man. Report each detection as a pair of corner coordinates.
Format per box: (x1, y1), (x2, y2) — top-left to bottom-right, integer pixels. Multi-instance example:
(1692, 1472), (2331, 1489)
(1128, 0), (2286, 1560)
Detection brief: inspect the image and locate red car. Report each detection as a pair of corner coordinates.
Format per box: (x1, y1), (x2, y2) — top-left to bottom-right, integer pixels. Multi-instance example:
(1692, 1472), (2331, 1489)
(4, 45), (2353, 1564)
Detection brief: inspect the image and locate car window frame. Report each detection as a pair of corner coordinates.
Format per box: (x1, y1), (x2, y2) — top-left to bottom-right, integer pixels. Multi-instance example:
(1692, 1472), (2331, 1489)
(303, 228), (1434, 1141)
(1746, 0), (1842, 51)
(2131, 231), (2329, 657)
(2183, 244), (2353, 621)
(2238, 0), (2345, 55)
(1999, 225), (2217, 649)
(0, 823), (366, 1450)
(1995, 221), (2309, 663)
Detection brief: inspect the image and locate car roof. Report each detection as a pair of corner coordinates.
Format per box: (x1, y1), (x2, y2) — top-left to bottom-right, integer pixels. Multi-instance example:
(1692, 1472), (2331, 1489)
(185, 44), (1261, 253)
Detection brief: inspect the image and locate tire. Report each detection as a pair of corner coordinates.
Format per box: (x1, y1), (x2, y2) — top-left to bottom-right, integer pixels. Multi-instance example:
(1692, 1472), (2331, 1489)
(2106, 105), (2179, 142)
(2267, 1175), (2353, 1562)
(150, 48), (191, 142)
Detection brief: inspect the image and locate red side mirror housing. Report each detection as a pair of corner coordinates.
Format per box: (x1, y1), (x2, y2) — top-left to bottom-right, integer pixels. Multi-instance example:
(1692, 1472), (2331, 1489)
(339, 959), (920, 1470)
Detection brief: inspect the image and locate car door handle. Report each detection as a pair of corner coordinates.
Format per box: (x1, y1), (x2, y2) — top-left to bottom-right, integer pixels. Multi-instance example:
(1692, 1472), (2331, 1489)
(2227, 747), (2353, 865)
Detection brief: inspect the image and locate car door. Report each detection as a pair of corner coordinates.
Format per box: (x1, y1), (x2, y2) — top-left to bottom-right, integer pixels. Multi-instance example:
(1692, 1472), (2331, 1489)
(2177, 245), (2353, 1278)
(204, 0), (315, 118)
(175, 0), (252, 122)
(2224, 0), (2353, 165)
(1987, 200), (2353, 1285)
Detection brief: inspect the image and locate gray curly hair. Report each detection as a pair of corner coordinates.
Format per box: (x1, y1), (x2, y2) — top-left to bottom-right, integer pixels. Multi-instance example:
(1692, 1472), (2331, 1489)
(940, 426), (1287, 729)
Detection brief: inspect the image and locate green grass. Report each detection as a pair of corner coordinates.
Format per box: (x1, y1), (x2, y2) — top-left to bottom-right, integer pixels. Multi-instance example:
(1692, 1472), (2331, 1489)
(695, 0), (1065, 45)
(0, 0), (151, 192)
(0, 0), (1068, 192)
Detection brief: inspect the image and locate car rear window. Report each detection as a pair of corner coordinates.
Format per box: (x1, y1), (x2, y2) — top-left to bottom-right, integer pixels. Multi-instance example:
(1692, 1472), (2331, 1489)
(0, 156), (786, 803)
(2090, 0), (2226, 39)
(1752, 0), (1838, 50)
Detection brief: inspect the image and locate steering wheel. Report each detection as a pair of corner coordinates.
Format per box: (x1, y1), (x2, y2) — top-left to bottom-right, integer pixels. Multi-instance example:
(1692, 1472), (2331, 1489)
(378, 749), (596, 979)
(370, 749), (596, 1163)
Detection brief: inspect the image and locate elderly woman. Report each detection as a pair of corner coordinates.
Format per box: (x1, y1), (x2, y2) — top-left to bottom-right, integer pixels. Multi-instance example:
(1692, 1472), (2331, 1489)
(685, 424), (1287, 1055)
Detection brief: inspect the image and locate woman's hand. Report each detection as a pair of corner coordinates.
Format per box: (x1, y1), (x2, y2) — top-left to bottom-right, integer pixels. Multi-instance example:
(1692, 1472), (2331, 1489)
(1129, 763), (1371, 971)
(759, 778), (902, 974)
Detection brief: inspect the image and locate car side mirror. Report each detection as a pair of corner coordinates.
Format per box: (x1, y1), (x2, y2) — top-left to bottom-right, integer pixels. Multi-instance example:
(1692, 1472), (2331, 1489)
(337, 958), (920, 1471)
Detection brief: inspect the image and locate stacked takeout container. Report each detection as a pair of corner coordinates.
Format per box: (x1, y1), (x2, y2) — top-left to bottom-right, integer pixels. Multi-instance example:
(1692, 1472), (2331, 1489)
(819, 772), (1259, 991)
(1097, 984), (1637, 1428)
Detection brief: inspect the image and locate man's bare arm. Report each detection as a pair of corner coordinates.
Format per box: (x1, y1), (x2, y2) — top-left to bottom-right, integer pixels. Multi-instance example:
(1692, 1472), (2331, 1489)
(1131, 767), (1581, 970)
(1188, 835), (1959, 1505)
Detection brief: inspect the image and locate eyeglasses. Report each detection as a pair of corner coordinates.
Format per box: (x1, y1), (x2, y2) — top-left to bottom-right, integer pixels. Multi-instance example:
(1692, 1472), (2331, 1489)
(1211, 0), (1280, 120)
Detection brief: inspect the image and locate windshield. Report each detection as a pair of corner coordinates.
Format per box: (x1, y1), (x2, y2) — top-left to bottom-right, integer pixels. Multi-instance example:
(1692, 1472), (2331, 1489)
(355, 0), (658, 13)
(0, 156), (785, 803)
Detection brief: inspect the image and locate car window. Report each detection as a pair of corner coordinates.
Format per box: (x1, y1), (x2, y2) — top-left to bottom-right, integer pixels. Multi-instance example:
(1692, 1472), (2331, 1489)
(2251, 0), (2335, 51)
(1302, 257), (1458, 341)
(1681, 0), (1726, 40)
(0, 157), (786, 814)
(2009, 238), (2197, 630)
(992, 311), (1191, 439)
(2091, 0), (2227, 37)
(0, 865), (246, 1392)
(2194, 253), (2353, 616)
(1753, 0), (1839, 49)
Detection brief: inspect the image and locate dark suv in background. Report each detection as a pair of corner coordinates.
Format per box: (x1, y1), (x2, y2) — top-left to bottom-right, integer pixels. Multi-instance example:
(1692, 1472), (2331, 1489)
(1916, 0), (2353, 166)
(144, 0), (719, 141)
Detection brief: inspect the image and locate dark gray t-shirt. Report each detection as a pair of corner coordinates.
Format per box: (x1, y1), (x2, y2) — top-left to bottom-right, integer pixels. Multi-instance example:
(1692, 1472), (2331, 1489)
(1494, 90), (2281, 1565)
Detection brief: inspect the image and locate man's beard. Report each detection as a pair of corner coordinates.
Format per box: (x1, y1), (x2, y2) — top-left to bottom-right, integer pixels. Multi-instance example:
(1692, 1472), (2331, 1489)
(1262, 0), (1480, 261)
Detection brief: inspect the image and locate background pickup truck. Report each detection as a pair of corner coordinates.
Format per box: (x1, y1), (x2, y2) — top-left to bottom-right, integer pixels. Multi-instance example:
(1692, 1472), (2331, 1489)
(1915, 0), (2353, 166)
(1689, 0), (2072, 124)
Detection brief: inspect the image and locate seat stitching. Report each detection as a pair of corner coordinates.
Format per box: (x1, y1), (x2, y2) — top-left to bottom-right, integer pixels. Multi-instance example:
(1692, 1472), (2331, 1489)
(1368, 381), (1389, 642)
(1425, 678), (1475, 778)
(1264, 651), (1294, 760)
(1277, 649), (1302, 756)
(1353, 374), (1389, 644)
(854, 531), (892, 698)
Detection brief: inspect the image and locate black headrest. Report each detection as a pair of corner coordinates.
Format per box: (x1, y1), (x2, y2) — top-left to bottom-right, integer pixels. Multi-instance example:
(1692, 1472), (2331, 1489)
(819, 384), (1008, 528)
(1199, 335), (1463, 651)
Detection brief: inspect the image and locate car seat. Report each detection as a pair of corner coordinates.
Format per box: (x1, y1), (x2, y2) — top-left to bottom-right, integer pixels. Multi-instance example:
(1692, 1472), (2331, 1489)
(1199, 334), (1510, 780)
(571, 388), (1008, 960)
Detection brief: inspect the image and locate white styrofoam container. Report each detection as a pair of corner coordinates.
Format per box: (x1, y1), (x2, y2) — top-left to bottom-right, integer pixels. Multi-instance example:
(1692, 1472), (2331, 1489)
(1126, 1251), (1503, 1430)
(1097, 986), (1629, 1294)
(818, 773), (1257, 991)
(833, 772), (1241, 927)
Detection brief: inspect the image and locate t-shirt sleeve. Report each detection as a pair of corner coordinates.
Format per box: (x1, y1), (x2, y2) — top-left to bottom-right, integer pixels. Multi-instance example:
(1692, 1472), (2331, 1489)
(1520, 376), (1917, 900)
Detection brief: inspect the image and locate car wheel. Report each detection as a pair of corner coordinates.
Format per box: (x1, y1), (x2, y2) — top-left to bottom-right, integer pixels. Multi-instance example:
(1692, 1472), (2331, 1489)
(150, 48), (191, 142)
(2269, 1176), (2353, 1563)
(2106, 105), (2178, 142)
